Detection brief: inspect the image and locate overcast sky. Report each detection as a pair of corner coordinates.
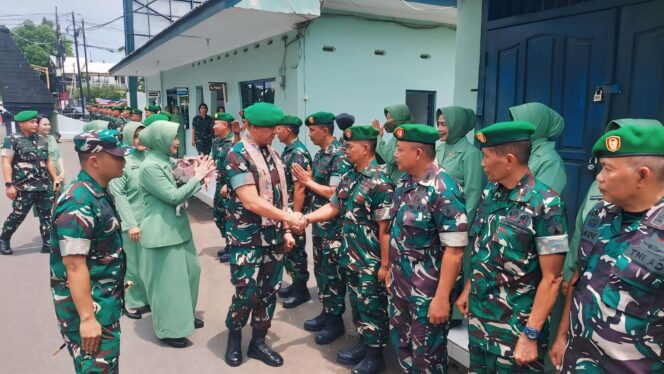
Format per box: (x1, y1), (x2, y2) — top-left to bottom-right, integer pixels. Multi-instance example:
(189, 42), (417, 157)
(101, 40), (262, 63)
(0, 0), (126, 63)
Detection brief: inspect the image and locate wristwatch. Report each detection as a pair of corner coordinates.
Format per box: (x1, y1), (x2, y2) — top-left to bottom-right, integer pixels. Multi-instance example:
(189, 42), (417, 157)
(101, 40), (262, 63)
(523, 326), (541, 340)
(4, 182), (13, 188)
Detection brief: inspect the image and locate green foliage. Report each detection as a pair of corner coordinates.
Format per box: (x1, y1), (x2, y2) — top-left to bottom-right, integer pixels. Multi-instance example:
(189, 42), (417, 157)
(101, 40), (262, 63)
(11, 19), (73, 67)
(71, 85), (127, 101)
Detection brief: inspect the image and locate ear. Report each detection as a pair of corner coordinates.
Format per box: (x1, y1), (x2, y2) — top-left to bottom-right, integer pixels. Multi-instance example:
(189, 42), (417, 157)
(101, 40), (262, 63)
(636, 166), (652, 186)
(505, 153), (517, 169)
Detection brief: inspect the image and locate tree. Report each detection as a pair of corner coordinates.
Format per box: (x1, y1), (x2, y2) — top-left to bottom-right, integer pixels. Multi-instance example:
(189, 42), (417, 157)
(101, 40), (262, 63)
(11, 19), (73, 67)
(71, 85), (127, 101)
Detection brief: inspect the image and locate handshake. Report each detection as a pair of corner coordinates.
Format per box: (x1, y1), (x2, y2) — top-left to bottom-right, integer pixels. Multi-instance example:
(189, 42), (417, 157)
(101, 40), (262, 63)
(285, 212), (308, 235)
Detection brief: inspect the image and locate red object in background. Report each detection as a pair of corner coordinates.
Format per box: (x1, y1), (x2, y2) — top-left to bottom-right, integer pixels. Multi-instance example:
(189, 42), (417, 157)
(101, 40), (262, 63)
(59, 91), (69, 100)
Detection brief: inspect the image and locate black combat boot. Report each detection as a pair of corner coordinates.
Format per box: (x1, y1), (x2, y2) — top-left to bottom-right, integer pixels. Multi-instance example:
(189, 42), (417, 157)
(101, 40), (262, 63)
(247, 328), (283, 367)
(41, 241), (51, 254)
(0, 237), (13, 255)
(225, 329), (243, 367)
(337, 340), (367, 365)
(282, 281), (311, 309)
(303, 310), (327, 332)
(315, 314), (345, 345)
(351, 347), (385, 374)
(277, 283), (294, 298)
(218, 247), (230, 263)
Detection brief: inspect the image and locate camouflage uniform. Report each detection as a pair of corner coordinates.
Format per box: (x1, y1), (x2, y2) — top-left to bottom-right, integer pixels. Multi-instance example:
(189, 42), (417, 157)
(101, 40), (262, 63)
(330, 159), (393, 348)
(281, 139), (312, 285)
(388, 162), (469, 373)
(224, 141), (286, 330)
(468, 170), (568, 373)
(50, 170), (126, 373)
(211, 133), (235, 242)
(562, 198), (664, 373)
(192, 115), (213, 155)
(1, 132), (53, 243)
(310, 138), (350, 316)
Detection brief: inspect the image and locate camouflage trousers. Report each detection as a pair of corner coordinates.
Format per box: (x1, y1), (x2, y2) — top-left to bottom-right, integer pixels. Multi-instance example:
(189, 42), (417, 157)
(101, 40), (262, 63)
(284, 233), (309, 284)
(389, 289), (450, 373)
(312, 236), (346, 316)
(348, 270), (388, 348)
(61, 320), (120, 374)
(212, 184), (227, 241)
(469, 344), (545, 374)
(225, 244), (284, 330)
(1, 189), (53, 242)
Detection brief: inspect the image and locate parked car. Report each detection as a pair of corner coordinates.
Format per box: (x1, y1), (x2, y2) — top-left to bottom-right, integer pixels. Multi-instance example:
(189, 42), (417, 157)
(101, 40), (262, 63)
(59, 106), (84, 119)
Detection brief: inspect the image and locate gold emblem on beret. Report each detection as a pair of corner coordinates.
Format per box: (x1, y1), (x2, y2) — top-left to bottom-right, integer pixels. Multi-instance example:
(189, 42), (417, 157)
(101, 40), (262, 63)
(606, 135), (621, 152)
(344, 129), (352, 138)
(476, 132), (487, 144)
(308, 116), (315, 125)
(394, 127), (405, 139)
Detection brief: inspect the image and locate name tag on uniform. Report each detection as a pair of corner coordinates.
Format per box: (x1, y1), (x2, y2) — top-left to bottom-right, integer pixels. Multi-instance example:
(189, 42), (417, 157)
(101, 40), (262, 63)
(581, 229), (599, 243)
(407, 203), (428, 213)
(626, 236), (664, 276)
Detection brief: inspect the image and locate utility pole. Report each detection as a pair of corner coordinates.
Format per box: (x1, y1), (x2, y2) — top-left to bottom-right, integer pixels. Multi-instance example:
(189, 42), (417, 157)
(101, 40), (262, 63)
(123, 0), (137, 108)
(71, 12), (85, 112)
(81, 18), (91, 104)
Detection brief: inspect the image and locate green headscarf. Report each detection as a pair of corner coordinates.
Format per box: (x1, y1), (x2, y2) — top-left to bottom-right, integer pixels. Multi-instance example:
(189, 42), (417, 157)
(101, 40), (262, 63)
(83, 120), (109, 131)
(138, 120), (178, 157)
(508, 102), (564, 144)
(384, 104), (413, 133)
(122, 121), (145, 149)
(436, 106), (476, 145)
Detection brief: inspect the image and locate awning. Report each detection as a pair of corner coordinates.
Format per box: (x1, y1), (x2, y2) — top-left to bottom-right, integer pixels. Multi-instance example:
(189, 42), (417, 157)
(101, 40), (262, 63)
(110, 0), (321, 77)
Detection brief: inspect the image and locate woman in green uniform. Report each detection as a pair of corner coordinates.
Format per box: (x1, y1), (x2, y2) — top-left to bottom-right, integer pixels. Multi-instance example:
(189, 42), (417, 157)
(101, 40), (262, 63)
(170, 105), (187, 158)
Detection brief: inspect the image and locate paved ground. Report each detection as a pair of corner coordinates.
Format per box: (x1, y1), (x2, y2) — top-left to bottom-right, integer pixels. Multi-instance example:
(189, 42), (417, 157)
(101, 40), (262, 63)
(0, 133), (466, 373)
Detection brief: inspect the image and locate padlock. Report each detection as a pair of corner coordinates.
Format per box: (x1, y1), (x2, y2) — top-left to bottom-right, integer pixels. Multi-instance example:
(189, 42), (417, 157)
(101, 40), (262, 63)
(593, 87), (604, 102)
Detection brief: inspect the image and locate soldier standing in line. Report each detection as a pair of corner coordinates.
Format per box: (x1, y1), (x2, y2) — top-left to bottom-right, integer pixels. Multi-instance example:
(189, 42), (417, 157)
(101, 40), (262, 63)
(50, 129), (131, 372)
(549, 124), (664, 373)
(210, 112), (236, 263)
(275, 114), (313, 308)
(455, 121), (569, 373)
(1, 110), (57, 255)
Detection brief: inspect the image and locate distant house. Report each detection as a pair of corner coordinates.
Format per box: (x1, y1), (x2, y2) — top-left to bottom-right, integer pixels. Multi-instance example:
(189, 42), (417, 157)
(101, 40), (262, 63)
(58, 57), (127, 87)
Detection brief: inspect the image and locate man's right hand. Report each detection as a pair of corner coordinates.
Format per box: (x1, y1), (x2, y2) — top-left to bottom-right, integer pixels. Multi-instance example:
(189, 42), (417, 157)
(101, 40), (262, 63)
(6, 185), (17, 200)
(454, 281), (471, 317)
(371, 119), (384, 137)
(79, 317), (102, 354)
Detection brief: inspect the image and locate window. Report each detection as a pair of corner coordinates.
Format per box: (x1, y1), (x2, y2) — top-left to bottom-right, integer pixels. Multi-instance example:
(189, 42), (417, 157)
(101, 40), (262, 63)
(406, 90), (436, 126)
(239, 78), (276, 108)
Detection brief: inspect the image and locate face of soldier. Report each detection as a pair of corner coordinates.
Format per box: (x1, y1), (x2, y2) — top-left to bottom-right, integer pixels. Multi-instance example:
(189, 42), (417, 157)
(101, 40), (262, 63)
(213, 120), (229, 137)
(199, 106), (208, 117)
(37, 118), (51, 136)
(596, 157), (641, 207)
(145, 111), (154, 117)
(113, 110), (121, 117)
(121, 110), (130, 119)
(170, 136), (180, 155)
(394, 141), (422, 172)
(133, 128), (147, 152)
(308, 125), (328, 147)
(276, 125), (291, 143)
(130, 114), (142, 122)
(345, 141), (368, 165)
(481, 147), (510, 182)
(437, 114), (448, 141)
(248, 125), (277, 146)
(19, 118), (39, 135)
(93, 152), (125, 181)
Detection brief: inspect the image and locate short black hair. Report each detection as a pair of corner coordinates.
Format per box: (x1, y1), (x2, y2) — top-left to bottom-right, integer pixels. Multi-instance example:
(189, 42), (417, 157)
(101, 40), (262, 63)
(77, 152), (92, 163)
(361, 140), (377, 154)
(492, 140), (532, 165)
(322, 123), (334, 135)
(217, 105), (225, 112)
(198, 103), (208, 111)
(421, 143), (436, 160)
(287, 125), (300, 136)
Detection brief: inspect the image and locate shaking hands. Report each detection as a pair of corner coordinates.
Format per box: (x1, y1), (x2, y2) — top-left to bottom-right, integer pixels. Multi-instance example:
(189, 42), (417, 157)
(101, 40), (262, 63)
(286, 212), (308, 235)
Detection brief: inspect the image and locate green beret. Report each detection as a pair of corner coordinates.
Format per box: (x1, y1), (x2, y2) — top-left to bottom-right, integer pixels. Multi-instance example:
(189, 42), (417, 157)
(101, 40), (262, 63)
(244, 102), (284, 127)
(14, 110), (39, 122)
(131, 109), (143, 115)
(144, 113), (170, 127)
(214, 113), (235, 122)
(343, 125), (379, 141)
(394, 124), (439, 145)
(475, 121), (536, 147)
(306, 112), (335, 126)
(279, 115), (303, 127)
(145, 105), (161, 112)
(605, 118), (663, 132)
(112, 106), (124, 111)
(592, 124), (664, 158)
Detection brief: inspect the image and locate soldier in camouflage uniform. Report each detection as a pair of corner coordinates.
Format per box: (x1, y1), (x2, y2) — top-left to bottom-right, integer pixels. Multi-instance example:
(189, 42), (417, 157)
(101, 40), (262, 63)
(548, 124), (664, 373)
(455, 121), (569, 373)
(50, 129), (131, 373)
(211, 112), (236, 263)
(129, 108), (143, 123)
(108, 106), (124, 130)
(192, 103), (214, 155)
(1, 110), (56, 255)
(292, 111), (351, 345)
(302, 125), (393, 374)
(275, 114), (313, 308)
(222, 102), (301, 368)
(387, 124), (468, 373)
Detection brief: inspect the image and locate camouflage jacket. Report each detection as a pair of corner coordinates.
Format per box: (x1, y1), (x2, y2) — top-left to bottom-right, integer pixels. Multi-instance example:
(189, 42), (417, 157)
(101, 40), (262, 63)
(281, 139), (312, 209)
(108, 117), (125, 131)
(193, 115), (213, 150)
(388, 162), (468, 297)
(212, 133), (235, 185)
(224, 141), (285, 247)
(310, 138), (350, 238)
(566, 197), (664, 372)
(50, 170), (126, 332)
(468, 170), (568, 357)
(1, 132), (50, 191)
(331, 159), (394, 273)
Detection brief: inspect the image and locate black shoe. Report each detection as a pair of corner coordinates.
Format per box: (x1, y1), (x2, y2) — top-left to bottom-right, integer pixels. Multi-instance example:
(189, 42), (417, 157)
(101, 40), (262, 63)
(283, 282), (311, 309)
(194, 318), (204, 329)
(0, 238), (13, 255)
(352, 347), (385, 374)
(247, 329), (283, 367)
(160, 337), (187, 348)
(315, 314), (345, 345)
(449, 319), (463, 328)
(304, 310), (327, 332)
(277, 283), (293, 298)
(123, 307), (142, 319)
(136, 305), (151, 314)
(219, 251), (230, 263)
(337, 341), (367, 365)
(40, 242), (51, 254)
(216, 247), (226, 257)
(225, 329), (243, 367)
